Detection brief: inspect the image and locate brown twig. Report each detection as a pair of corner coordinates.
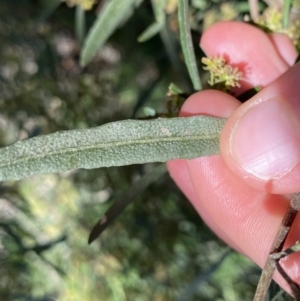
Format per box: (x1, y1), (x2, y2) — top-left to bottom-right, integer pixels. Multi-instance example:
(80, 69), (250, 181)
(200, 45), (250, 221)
(253, 192), (300, 301)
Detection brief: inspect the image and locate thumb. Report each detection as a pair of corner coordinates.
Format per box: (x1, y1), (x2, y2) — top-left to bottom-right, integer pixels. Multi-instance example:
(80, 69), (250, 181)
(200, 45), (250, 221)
(221, 62), (300, 194)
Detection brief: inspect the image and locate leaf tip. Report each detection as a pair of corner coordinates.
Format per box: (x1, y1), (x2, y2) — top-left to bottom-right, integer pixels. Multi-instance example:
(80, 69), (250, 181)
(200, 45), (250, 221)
(88, 215), (108, 244)
(79, 54), (87, 67)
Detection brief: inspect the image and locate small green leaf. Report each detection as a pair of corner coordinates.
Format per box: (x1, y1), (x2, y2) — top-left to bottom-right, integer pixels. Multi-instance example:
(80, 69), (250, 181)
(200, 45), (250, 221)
(143, 106), (156, 117)
(33, 0), (61, 27)
(178, 0), (202, 91)
(0, 116), (225, 182)
(80, 0), (143, 66)
(283, 0), (292, 28)
(168, 83), (185, 95)
(137, 0), (166, 42)
(138, 22), (165, 42)
(75, 5), (86, 45)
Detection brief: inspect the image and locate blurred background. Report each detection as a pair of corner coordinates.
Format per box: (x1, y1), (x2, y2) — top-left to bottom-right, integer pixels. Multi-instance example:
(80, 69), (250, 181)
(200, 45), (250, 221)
(0, 0), (295, 300)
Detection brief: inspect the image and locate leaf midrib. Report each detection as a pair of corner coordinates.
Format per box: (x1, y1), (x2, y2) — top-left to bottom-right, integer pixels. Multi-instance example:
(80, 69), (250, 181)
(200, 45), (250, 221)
(0, 132), (220, 168)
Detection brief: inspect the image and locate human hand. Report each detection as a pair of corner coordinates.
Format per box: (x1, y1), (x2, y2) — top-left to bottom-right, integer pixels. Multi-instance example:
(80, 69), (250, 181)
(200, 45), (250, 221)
(167, 21), (299, 292)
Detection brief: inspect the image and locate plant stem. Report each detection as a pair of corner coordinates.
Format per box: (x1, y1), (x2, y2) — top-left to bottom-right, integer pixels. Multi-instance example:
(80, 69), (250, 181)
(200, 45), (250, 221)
(283, 0), (292, 29)
(177, 0), (202, 91)
(248, 0), (260, 21)
(253, 192), (300, 301)
(75, 5), (86, 45)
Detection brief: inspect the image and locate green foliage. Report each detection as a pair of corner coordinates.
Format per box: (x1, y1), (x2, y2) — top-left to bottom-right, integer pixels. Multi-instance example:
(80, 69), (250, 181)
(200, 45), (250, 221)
(75, 5), (86, 45)
(256, 5), (300, 50)
(178, 0), (202, 91)
(137, 0), (167, 42)
(80, 0), (143, 66)
(1, 0), (297, 300)
(0, 116), (224, 181)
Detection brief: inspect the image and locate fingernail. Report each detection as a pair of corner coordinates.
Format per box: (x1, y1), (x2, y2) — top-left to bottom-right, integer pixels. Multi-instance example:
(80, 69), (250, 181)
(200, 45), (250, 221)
(230, 99), (300, 180)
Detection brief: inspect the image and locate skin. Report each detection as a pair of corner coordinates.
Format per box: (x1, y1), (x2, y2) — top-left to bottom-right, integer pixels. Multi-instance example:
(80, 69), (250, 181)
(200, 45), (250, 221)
(167, 21), (300, 292)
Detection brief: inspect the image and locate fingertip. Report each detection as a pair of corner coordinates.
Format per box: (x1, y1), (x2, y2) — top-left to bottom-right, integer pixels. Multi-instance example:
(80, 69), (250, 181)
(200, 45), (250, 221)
(221, 63), (300, 193)
(200, 21), (291, 92)
(179, 89), (240, 118)
(268, 33), (298, 67)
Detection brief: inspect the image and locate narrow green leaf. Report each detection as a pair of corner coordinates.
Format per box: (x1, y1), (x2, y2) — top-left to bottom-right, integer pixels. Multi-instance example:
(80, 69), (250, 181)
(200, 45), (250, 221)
(283, 0), (292, 28)
(88, 164), (167, 244)
(178, 0), (202, 91)
(80, 0), (143, 66)
(33, 0), (61, 27)
(0, 116), (225, 182)
(151, 0), (167, 21)
(75, 5), (86, 45)
(160, 25), (187, 85)
(270, 289), (285, 301)
(138, 22), (164, 42)
(137, 0), (166, 42)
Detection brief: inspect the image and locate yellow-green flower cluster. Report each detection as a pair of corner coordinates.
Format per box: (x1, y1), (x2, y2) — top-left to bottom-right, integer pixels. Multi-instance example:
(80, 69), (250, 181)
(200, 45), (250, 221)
(201, 56), (243, 90)
(292, 0), (300, 10)
(61, 0), (97, 10)
(257, 6), (300, 51)
(257, 7), (283, 32)
(287, 19), (300, 50)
